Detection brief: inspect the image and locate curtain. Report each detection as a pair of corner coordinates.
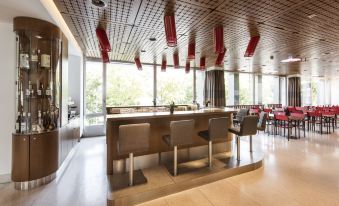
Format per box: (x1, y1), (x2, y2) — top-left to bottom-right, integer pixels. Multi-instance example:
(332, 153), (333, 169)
(204, 70), (226, 107)
(288, 77), (301, 106)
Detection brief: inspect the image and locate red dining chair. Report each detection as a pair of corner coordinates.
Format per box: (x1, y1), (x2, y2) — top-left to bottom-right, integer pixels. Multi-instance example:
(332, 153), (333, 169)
(321, 111), (335, 133)
(274, 114), (294, 141)
(290, 113), (306, 138)
(307, 111), (322, 134)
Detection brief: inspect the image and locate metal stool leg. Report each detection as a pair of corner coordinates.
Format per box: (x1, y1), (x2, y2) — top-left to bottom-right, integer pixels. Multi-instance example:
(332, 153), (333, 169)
(174, 146), (177, 176)
(129, 153), (134, 186)
(250, 135), (253, 153)
(208, 141), (212, 168)
(237, 136), (240, 161)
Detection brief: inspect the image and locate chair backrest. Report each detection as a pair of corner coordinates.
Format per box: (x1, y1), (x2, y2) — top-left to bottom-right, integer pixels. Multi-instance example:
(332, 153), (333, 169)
(170, 119), (195, 146)
(240, 115), (259, 136)
(290, 112), (305, 120)
(275, 114), (288, 121)
(236, 108), (249, 122)
(209, 117), (229, 140)
(257, 112), (267, 131)
(118, 123), (150, 155)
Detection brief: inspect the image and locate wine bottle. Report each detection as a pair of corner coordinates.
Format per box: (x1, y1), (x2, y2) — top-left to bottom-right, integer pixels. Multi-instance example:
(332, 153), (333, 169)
(45, 85), (51, 97)
(27, 112), (31, 133)
(37, 83), (42, 97)
(21, 112), (26, 133)
(38, 110), (42, 131)
(15, 112), (21, 133)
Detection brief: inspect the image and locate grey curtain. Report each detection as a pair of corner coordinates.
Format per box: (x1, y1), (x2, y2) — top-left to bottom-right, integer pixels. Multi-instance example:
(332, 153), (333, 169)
(288, 77), (301, 106)
(204, 70), (226, 107)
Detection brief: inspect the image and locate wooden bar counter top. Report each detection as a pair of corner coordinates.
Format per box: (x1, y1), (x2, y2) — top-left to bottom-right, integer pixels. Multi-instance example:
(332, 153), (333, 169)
(106, 108), (236, 175)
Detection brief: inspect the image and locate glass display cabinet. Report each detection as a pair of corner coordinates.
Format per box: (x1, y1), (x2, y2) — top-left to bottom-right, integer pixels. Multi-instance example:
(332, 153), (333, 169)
(12, 17), (62, 190)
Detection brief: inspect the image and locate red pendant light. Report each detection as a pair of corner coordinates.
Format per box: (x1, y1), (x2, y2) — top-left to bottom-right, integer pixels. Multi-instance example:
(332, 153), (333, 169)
(173, 51), (179, 69)
(213, 26), (224, 54)
(185, 61), (190, 73)
(187, 42), (195, 60)
(244, 36), (260, 57)
(200, 56), (206, 70)
(96, 28), (111, 52)
(134, 56), (142, 70)
(164, 15), (177, 47)
(161, 56), (167, 72)
(215, 47), (226, 66)
(101, 50), (109, 63)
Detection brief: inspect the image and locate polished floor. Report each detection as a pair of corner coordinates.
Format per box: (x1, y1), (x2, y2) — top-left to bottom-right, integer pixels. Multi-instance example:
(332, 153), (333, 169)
(1, 129), (339, 206)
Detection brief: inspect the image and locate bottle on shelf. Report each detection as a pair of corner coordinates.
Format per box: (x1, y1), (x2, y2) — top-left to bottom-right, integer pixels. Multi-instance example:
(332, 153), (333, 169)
(45, 85), (51, 97)
(27, 112), (31, 133)
(37, 82), (42, 97)
(15, 112), (21, 133)
(19, 53), (30, 69)
(21, 112), (27, 134)
(38, 110), (43, 132)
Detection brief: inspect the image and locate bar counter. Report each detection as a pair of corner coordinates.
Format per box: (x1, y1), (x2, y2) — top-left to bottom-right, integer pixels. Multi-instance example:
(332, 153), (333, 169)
(106, 108), (236, 175)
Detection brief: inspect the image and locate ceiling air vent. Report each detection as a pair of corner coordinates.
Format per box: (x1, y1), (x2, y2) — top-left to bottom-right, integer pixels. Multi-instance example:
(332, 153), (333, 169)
(91, 0), (108, 8)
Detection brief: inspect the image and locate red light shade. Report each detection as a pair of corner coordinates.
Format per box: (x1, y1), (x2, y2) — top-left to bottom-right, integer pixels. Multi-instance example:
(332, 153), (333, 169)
(213, 26), (224, 54)
(200, 56), (206, 70)
(187, 42), (195, 60)
(244, 36), (260, 57)
(101, 50), (109, 63)
(215, 47), (227, 66)
(161, 56), (167, 72)
(134, 57), (142, 70)
(164, 15), (177, 47)
(185, 61), (190, 73)
(96, 28), (111, 52)
(173, 51), (179, 68)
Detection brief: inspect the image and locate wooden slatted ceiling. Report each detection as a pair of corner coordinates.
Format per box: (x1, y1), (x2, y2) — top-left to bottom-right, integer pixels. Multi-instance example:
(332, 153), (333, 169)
(53, 0), (339, 76)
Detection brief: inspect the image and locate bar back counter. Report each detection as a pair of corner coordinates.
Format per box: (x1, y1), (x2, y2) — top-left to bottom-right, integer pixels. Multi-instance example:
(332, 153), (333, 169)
(106, 108), (236, 175)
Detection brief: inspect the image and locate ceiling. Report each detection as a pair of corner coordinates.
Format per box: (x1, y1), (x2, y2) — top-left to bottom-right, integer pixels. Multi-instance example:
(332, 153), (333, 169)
(53, 0), (339, 76)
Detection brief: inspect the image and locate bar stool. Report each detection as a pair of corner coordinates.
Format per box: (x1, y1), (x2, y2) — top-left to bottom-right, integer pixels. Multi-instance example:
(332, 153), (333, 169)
(118, 123), (150, 186)
(228, 116), (258, 161)
(257, 112), (268, 133)
(198, 117), (229, 167)
(233, 108), (249, 125)
(162, 119), (195, 176)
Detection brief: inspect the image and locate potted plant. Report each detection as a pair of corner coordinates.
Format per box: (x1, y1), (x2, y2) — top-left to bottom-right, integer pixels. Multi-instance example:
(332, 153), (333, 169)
(169, 101), (176, 114)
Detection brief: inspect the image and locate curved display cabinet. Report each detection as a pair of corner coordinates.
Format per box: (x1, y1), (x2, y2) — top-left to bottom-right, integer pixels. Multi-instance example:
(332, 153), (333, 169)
(12, 17), (62, 190)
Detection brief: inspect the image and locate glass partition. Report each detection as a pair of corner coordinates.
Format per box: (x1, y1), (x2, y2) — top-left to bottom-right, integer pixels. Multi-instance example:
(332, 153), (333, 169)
(157, 67), (193, 105)
(106, 63), (153, 106)
(239, 73), (254, 105)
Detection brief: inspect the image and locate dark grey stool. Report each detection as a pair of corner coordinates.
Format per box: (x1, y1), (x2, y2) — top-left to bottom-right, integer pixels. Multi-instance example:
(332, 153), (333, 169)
(233, 108), (249, 125)
(162, 119), (195, 176)
(198, 117), (229, 167)
(257, 112), (268, 132)
(118, 123), (150, 186)
(229, 116), (258, 161)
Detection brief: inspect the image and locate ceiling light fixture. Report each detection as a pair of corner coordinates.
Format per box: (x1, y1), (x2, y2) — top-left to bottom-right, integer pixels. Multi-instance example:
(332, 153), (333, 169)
(149, 37), (156, 41)
(308, 14), (317, 19)
(91, 0), (108, 8)
(280, 56), (301, 63)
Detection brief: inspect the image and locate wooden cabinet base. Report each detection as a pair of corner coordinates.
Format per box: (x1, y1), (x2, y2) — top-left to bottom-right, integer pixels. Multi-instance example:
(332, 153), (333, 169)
(14, 172), (56, 190)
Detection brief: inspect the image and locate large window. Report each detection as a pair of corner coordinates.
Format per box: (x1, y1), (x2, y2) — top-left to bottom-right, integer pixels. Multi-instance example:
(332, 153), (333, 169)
(106, 63), (153, 106)
(239, 73), (254, 105)
(157, 67), (193, 105)
(225, 72), (234, 105)
(262, 75), (280, 104)
(85, 61), (104, 127)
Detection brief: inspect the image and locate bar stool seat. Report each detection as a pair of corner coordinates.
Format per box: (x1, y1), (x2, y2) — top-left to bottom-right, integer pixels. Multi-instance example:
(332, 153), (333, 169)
(118, 123), (150, 187)
(197, 117), (229, 167)
(162, 119), (195, 176)
(228, 115), (258, 161)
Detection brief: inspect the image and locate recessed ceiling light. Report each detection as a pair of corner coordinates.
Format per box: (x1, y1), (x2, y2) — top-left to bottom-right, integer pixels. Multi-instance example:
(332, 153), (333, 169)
(149, 37), (156, 41)
(281, 57), (301, 63)
(35, 35), (43, 39)
(90, 0), (108, 8)
(319, 39), (326, 41)
(308, 14), (317, 19)
(141, 50), (146, 52)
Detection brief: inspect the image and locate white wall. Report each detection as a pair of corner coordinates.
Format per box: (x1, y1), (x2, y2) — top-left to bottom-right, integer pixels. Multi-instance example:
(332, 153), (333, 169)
(0, 22), (15, 177)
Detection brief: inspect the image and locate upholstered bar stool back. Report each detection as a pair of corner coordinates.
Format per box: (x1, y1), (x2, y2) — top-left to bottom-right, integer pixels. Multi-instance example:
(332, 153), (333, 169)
(118, 123), (150, 186)
(198, 117), (229, 167)
(229, 115), (258, 161)
(162, 119), (195, 176)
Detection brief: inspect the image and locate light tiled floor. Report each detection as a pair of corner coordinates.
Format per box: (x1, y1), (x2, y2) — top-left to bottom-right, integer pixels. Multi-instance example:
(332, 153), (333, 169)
(1, 129), (339, 206)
